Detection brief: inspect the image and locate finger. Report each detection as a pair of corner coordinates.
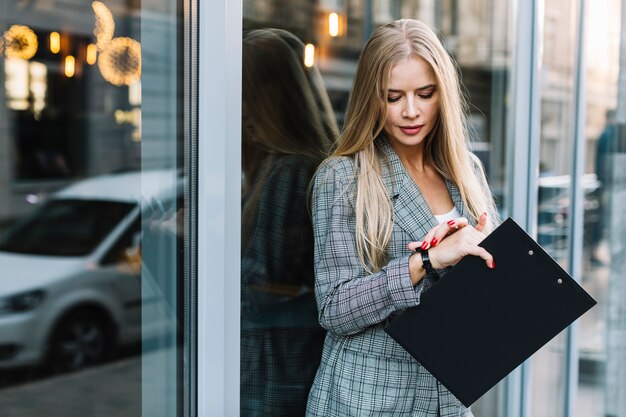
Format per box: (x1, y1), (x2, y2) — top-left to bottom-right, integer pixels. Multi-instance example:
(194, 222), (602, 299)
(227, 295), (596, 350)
(420, 225), (441, 250)
(423, 217), (468, 245)
(430, 221), (456, 247)
(468, 245), (494, 269)
(406, 241), (424, 252)
(451, 217), (469, 229)
(475, 212), (488, 232)
(439, 217), (469, 239)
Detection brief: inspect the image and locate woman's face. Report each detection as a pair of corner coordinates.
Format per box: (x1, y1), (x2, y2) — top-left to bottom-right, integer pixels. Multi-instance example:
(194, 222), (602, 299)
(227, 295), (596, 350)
(383, 55), (440, 152)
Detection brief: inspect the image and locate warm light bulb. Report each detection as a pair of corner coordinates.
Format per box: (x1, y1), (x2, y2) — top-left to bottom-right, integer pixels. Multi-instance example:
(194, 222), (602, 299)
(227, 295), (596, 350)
(49, 32), (60, 53)
(304, 43), (315, 68)
(64, 55), (75, 77)
(329, 13), (340, 37)
(4, 25), (38, 60)
(86, 43), (97, 65)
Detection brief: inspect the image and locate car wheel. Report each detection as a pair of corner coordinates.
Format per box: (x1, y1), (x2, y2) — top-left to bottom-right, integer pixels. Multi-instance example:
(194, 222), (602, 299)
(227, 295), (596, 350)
(48, 310), (113, 372)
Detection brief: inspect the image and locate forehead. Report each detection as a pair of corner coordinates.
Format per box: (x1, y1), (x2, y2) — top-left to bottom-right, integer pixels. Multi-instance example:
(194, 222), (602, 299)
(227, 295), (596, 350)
(387, 56), (436, 88)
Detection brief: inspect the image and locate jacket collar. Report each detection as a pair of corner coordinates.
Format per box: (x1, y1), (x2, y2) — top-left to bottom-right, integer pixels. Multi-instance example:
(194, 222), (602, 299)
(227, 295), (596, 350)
(375, 135), (466, 241)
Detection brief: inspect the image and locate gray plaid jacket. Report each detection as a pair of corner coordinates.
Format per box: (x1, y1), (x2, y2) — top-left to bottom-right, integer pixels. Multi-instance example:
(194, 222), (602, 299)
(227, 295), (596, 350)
(306, 137), (474, 417)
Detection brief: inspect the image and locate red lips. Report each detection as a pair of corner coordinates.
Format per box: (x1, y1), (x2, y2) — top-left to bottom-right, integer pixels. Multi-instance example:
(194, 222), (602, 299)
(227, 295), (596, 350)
(399, 125), (423, 135)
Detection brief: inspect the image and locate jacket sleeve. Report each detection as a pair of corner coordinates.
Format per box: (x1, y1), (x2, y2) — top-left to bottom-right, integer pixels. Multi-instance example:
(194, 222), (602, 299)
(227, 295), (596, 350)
(311, 159), (427, 336)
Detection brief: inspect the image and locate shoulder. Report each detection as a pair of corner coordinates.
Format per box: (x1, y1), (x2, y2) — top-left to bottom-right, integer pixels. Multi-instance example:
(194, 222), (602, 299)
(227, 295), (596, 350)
(273, 154), (318, 173)
(312, 156), (357, 207)
(264, 155), (318, 186)
(315, 156), (357, 187)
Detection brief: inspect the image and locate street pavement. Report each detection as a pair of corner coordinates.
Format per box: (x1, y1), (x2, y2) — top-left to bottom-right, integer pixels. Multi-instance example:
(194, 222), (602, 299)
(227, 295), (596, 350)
(0, 356), (141, 417)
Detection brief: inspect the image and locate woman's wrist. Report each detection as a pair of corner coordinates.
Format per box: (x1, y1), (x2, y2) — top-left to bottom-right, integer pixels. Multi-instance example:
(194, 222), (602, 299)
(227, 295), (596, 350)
(408, 251), (427, 286)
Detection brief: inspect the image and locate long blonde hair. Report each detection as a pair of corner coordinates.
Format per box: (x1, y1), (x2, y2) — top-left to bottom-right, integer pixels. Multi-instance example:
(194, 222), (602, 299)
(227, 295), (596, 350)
(334, 19), (498, 272)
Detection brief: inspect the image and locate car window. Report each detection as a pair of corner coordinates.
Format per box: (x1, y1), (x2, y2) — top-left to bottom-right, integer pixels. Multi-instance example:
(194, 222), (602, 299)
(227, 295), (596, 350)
(101, 216), (141, 266)
(0, 199), (135, 256)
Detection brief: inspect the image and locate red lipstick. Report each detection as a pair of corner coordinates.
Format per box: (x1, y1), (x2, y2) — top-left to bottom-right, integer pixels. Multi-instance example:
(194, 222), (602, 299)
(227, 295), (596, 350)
(400, 125), (423, 135)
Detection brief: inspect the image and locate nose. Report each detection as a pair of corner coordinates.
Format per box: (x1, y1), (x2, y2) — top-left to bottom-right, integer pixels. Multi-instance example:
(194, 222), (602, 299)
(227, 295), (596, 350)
(401, 96), (419, 119)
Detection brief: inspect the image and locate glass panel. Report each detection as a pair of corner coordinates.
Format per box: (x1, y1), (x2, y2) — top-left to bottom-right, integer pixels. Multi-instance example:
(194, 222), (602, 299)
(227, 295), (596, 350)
(578, 1), (625, 416)
(0, 1), (189, 416)
(532, 1), (578, 416)
(241, 1), (515, 415)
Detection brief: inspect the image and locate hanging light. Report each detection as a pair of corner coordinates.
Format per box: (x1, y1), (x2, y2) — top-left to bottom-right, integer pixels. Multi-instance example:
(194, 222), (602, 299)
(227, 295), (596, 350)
(4, 25), (38, 60)
(86, 43), (98, 65)
(92, 1), (115, 50)
(98, 37), (141, 86)
(304, 43), (315, 68)
(329, 12), (340, 37)
(49, 32), (60, 53)
(64, 55), (75, 77)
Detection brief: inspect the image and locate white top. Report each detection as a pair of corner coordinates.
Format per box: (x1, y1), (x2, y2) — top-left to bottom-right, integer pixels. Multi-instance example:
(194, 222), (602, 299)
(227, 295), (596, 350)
(434, 206), (461, 224)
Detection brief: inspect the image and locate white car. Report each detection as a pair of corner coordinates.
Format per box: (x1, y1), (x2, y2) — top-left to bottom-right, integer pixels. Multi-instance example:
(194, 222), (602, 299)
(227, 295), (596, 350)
(0, 170), (181, 371)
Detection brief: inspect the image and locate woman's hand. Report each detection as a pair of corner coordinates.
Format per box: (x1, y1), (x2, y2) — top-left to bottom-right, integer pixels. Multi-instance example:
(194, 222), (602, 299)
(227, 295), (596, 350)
(428, 224), (494, 269)
(406, 212), (494, 270)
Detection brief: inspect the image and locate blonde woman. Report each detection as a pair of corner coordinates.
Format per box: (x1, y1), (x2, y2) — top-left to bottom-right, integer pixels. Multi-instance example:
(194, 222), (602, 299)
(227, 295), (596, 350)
(307, 19), (498, 416)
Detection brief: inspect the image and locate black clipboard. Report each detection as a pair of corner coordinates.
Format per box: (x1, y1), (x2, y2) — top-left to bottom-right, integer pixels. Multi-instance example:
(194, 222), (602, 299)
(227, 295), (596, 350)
(384, 217), (596, 407)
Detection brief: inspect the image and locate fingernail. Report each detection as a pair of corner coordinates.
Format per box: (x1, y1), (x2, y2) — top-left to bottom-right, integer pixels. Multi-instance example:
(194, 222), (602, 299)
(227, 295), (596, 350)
(431, 238), (438, 247)
(491, 261), (496, 269)
(421, 242), (428, 250)
(483, 212), (487, 217)
(447, 220), (455, 226)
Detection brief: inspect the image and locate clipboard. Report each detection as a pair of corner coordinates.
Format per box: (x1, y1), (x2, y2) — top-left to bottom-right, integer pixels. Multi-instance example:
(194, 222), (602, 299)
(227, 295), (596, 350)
(384, 217), (596, 407)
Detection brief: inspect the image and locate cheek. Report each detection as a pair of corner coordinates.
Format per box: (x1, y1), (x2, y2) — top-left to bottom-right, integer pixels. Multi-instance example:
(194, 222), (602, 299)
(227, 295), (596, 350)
(383, 106), (394, 127)
(386, 106), (401, 124)
(426, 101), (440, 121)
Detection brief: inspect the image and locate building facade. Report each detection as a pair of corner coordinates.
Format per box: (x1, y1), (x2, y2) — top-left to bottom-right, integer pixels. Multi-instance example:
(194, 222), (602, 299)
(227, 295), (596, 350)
(0, 0), (624, 416)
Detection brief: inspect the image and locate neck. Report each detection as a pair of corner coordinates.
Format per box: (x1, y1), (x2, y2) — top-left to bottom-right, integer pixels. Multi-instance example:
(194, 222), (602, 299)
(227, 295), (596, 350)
(389, 140), (428, 173)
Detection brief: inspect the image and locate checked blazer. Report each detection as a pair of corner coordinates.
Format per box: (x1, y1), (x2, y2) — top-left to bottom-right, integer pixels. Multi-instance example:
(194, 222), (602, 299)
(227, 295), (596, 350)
(306, 136), (476, 417)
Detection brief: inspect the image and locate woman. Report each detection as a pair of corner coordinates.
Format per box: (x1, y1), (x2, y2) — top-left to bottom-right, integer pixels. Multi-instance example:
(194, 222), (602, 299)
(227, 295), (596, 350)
(307, 19), (498, 417)
(241, 29), (338, 416)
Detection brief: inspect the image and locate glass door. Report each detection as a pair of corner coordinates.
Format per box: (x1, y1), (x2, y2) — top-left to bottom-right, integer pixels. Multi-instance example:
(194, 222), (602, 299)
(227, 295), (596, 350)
(0, 1), (194, 416)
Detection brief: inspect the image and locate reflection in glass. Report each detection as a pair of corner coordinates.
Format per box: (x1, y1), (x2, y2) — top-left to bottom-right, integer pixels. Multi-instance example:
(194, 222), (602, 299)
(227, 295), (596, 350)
(240, 28), (338, 416)
(0, 199), (133, 256)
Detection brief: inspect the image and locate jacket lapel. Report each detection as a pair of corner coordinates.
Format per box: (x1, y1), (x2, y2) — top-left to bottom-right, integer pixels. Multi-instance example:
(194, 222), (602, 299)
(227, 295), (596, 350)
(376, 137), (469, 241)
(445, 178), (466, 219)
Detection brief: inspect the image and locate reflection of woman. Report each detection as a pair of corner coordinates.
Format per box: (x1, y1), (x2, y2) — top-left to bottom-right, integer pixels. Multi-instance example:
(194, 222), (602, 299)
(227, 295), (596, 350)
(307, 20), (498, 416)
(241, 29), (338, 416)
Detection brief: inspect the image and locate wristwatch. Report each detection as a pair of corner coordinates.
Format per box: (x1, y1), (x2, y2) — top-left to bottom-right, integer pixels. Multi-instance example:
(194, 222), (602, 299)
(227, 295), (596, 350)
(418, 248), (440, 280)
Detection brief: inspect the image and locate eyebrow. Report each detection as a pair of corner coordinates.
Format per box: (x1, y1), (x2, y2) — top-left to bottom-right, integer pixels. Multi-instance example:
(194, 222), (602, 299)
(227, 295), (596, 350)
(388, 84), (437, 93)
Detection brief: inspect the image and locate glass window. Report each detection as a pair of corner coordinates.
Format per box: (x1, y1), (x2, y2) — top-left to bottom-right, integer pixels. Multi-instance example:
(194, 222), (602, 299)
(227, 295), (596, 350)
(0, 1), (190, 416)
(241, 1), (515, 415)
(532, 1), (578, 416)
(578, 1), (625, 416)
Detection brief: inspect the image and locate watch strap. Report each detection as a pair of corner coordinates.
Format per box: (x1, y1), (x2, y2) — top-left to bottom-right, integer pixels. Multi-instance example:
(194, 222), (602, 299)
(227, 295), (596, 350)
(419, 248), (440, 280)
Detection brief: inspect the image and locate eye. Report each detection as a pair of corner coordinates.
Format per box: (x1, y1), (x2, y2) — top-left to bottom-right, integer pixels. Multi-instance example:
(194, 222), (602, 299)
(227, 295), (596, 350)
(419, 91), (434, 99)
(387, 95), (401, 103)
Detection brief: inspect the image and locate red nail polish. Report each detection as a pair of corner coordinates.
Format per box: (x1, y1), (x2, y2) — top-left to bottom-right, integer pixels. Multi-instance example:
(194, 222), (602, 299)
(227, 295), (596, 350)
(431, 238), (438, 247)
(491, 261), (496, 269)
(447, 220), (455, 226)
(421, 242), (428, 250)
